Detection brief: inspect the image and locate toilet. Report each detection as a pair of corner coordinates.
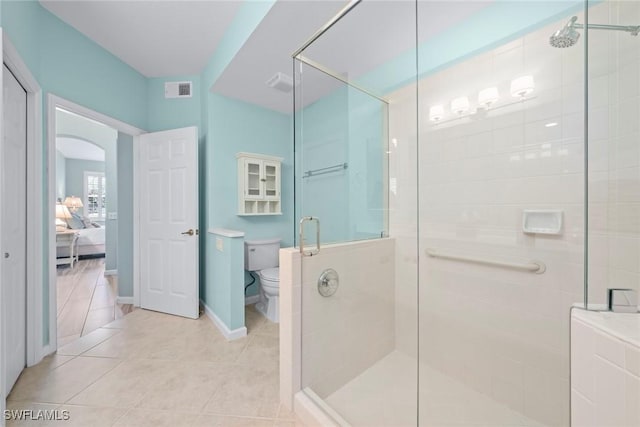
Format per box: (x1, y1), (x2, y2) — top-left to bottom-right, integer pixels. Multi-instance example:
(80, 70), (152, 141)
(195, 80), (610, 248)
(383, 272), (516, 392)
(244, 238), (281, 323)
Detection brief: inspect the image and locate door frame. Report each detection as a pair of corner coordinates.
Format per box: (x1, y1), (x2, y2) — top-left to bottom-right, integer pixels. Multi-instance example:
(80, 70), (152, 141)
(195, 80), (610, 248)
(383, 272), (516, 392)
(46, 94), (144, 353)
(1, 32), (43, 408)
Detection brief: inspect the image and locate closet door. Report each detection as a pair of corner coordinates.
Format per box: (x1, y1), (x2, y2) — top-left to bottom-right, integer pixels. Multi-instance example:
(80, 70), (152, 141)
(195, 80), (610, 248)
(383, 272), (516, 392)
(2, 64), (28, 394)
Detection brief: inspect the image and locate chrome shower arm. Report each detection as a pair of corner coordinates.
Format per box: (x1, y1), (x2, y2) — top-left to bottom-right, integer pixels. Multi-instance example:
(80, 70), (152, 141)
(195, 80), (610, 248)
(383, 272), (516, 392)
(574, 23), (640, 36)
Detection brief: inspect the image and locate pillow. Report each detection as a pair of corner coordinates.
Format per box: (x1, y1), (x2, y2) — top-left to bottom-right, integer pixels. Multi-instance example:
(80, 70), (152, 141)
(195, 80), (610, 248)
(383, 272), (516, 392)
(81, 216), (93, 228)
(67, 212), (85, 230)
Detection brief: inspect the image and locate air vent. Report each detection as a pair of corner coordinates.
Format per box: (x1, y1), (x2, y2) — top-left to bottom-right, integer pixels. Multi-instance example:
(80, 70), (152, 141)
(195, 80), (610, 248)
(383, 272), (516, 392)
(266, 72), (293, 93)
(165, 81), (192, 98)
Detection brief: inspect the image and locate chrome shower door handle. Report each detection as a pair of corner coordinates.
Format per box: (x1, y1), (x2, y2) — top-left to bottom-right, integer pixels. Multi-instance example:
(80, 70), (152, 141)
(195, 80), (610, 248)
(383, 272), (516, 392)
(299, 216), (320, 256)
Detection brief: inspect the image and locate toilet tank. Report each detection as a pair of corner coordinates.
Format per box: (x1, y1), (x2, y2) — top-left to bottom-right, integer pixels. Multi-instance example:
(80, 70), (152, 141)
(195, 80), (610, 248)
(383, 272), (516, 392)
(244, 238), (281, 271)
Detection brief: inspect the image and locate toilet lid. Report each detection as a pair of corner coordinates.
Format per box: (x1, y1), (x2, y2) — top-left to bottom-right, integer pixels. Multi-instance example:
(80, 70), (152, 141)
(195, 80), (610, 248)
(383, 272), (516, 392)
(260, 267), (279, 282)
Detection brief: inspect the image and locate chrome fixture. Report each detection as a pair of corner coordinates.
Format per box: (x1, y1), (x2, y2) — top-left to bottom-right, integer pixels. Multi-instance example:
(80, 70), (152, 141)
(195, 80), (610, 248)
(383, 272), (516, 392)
(318, 268), (339, 297)
(550, 15), (640, 48)
(608, 288), (638, 313)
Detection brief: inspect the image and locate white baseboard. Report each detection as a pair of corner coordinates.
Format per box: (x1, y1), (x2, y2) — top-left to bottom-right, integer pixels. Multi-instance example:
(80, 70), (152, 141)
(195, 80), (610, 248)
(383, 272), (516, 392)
(116, 296), (134, 305)
(294, 389), (344, 427)
(41, 344), (55, 359)
(201, 301), (247, 341)
(104, 269), (118, 276)
(245, 295), (259, 305)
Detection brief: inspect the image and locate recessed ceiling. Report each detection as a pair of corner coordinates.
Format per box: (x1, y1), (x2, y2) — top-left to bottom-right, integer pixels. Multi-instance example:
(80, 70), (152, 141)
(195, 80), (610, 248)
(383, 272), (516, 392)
(57, 137), (105, 162)
(39, 0), (242, 77)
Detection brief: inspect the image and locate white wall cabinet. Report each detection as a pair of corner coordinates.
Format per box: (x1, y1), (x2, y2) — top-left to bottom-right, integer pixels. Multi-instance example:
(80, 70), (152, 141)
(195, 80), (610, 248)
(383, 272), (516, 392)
(237, 152), (282, 215)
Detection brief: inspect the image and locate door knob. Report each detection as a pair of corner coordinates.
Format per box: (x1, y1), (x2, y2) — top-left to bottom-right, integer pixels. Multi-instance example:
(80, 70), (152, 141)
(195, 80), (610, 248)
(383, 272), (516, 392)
(3, 252), (9, 259)
(181, 229), (195, 236)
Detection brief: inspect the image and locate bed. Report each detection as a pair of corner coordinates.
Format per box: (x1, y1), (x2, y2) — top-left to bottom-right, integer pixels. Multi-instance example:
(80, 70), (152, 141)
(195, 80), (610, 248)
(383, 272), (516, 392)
(57, 216), (106, 258)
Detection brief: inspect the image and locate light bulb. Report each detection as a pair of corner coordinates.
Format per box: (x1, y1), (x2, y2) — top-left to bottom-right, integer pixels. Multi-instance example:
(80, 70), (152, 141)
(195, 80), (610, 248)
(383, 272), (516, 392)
(429, 105), (445, 122)
(451, 96), (470, 115)
(510, 75), (535, 98)
(478, 87), (499, 108)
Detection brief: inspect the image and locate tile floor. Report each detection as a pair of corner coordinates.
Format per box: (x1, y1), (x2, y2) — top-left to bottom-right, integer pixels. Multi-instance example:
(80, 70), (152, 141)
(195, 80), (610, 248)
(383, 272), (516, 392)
(57, 258), (132, 346)
(8, 305), (303, 427)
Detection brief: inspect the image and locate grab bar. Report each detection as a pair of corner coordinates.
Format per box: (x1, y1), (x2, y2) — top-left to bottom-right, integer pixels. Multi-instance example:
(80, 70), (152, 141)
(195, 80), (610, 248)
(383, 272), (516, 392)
(303, 163), (348, 178)
(425, 248), (546, 274)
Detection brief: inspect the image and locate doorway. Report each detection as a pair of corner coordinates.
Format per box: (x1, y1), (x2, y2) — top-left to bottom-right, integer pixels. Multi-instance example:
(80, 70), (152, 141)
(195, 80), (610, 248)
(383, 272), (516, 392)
(50, 102), (137, 350)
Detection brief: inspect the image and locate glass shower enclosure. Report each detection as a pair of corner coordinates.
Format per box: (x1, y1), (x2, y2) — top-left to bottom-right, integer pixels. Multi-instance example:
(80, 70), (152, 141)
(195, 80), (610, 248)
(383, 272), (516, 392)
(292, 0), (638, 425)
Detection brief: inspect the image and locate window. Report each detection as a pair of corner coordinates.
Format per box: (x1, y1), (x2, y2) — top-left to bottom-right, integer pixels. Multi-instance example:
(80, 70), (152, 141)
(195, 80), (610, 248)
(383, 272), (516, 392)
(84, 171), (106, 220)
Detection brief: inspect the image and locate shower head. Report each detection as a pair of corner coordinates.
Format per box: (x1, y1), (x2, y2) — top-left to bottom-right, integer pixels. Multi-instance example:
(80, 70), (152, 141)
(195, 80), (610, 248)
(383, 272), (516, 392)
(550, 16), (580, 48)
(550, 15), (640, 48)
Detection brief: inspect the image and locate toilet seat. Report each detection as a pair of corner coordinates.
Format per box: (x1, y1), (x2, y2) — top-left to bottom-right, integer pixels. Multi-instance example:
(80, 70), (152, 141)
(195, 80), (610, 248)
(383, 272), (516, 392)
(259, 267), (279, 282)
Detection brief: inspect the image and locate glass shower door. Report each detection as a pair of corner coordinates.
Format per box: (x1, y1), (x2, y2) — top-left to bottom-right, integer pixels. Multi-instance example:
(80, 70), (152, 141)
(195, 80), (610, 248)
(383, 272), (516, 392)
(293, 1), (419, 425)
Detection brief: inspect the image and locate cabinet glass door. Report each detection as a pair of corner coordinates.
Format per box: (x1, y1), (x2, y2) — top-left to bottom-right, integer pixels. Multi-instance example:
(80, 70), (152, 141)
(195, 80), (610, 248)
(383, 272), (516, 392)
(264, 162), (278, 199)
(246, 161), (261, 198)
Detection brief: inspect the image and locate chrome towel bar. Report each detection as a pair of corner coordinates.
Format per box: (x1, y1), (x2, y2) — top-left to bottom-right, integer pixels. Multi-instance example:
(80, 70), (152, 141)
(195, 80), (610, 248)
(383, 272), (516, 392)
(303, 163), (348, 178)
(425, 248), (546, 274)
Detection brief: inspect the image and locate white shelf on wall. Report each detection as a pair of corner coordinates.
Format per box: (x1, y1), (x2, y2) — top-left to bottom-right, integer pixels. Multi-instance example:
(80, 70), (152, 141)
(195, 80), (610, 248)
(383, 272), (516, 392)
(237, 152), (283, 216)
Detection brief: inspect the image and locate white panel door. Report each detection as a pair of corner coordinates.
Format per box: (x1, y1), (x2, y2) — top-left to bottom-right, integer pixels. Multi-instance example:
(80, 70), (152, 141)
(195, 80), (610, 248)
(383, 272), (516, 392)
(139, 126), (199, 319)
(2, 64), (27, 394)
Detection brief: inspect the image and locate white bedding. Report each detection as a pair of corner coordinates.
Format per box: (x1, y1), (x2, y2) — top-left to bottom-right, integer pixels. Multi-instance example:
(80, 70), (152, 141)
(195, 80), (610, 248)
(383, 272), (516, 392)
(76, 226), (105, 246)
(57, 225), (105, 259)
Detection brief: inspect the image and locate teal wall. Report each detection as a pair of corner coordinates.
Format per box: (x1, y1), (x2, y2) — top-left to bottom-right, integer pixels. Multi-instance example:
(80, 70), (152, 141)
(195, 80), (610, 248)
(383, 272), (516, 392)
(203, 94), (292, 302)
(55, 150), (65, 201)
(2, 0), (147, 129)
(206, 232), (245, 331)
(147, 75), (201, 132)
(117, 133), (134, 299)
(64, 158), (105, 217)
(295, 84), (385, 245)
(199, 0), (277, 308)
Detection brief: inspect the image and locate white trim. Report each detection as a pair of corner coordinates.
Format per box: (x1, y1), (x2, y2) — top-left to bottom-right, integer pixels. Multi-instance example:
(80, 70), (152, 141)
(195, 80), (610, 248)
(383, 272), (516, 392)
(115, 296), (134, 305)
(294, 390), (344, 427)
(47, 94), (146, 356)
(104, 269), (118, 276)
(235, 151), (283, 162)
(132, 137), (140, 307)
(201, 301), (247, 340)
(208, 228), (245, 238)
(0, 29), (5, 419)
(2, 33), (45, 373)
(245, 295), (260, 306)
(49, 95), (144, 137)
(47, 96), (58, 358)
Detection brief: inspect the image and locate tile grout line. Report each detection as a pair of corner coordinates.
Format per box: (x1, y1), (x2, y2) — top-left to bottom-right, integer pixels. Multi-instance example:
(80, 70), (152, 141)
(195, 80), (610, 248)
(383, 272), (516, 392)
(79, 264), (105, 337)
(61, 355), (126, 406)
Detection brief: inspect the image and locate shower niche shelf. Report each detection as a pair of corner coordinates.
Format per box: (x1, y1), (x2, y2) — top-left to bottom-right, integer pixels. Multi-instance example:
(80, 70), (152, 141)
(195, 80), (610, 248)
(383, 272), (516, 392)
(522, 210), (563, 235)
(237, 152), (283, 216)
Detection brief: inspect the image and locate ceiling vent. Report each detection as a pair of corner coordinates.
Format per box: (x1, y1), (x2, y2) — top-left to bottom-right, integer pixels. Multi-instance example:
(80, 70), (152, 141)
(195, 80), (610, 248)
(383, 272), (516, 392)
(165, 81), (192, 98)
(266, 72), (293, 93)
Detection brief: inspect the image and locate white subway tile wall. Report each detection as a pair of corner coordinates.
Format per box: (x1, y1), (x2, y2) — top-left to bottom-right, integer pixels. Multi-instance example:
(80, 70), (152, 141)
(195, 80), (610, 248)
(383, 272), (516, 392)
(297, 239), (396, 398)
(571, 309), (640, 427)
